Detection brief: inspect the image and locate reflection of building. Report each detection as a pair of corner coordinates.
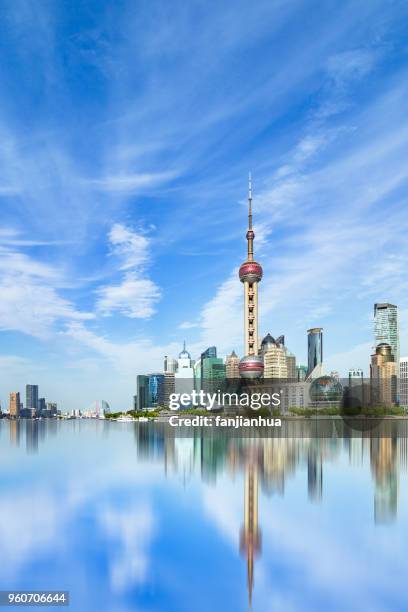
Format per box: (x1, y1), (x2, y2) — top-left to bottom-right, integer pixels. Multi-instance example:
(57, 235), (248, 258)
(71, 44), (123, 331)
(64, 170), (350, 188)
(9, 392), (20, 418)
(307, 328), (323, 377)
(370, 344), (397, 406)
(226, 350), (240, 379)
(374, 303), (399, 365)
(308, 446), (323, 502)
(370, 437), (398, 524)
(9, 420), (21, 446)
(239, 176), (264, 379)
(400, 357), (408, 408)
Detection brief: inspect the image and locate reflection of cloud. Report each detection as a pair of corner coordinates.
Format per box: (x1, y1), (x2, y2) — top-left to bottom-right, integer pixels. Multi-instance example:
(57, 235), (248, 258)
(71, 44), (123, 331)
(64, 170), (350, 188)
(0, 491), (59, 578)
(98, 502), (155, 592)
(201, 477), (242, 547)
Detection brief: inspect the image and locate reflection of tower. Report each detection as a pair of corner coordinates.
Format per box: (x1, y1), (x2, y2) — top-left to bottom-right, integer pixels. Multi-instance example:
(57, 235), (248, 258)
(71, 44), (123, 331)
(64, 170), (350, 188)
(307, 447), (323, 502)
(239, 175), (264, 379)
(240, 455), (261, 607)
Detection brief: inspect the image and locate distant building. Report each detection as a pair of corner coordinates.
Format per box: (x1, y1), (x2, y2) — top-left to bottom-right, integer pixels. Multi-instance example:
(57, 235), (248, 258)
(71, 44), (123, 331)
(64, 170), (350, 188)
(38, 398), (46, 415)
(307, 328), (323, 376)
(164, 356), (177, 373)
(46, 402), (57, 416)
(374, 303), (399, 365)
(9, 392), (20, 418)
(26, 385), (39, 417)
(226, 350), (240, 379)
(400, 358), (408, 408)
(370, 344), (397, 407)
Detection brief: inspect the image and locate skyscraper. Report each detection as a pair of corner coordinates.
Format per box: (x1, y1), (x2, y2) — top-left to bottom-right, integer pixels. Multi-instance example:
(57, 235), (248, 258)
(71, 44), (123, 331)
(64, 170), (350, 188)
(307, 328), (323, 376)
(202, 356), (226, 394)
(239, 175), (264, 379)
(26, 384), (38, 417)
(200, 346), (217, 389)
(136, 375), (149, 411)
(9, 392), (20, 418)
(400, 358), (408, 408)
(374, 303), (399, 365)
(175, 342), (194, 396)
(370, 344), (397, 407)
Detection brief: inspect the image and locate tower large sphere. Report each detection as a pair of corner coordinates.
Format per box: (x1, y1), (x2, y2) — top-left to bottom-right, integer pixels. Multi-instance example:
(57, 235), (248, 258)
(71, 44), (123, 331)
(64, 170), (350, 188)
(239, 355), (264, 379)
(239, 261), (263, 283)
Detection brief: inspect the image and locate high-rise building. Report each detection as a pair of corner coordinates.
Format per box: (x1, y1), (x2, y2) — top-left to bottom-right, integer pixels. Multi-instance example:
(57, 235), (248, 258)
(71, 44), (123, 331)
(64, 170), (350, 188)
(175, 342), (195, 396)
(136, 375), (149, 411)
(199, 346), (217, 389)
(264, 344), (288, 379)
(370, 344), (397, 407)
(374, 303), (399, 365)
(238, 175), (264, 379)
(202, 357), (226, 393)
(226, 350), (240, 379)
(148, 374), (165, 408)
(164, 356), (178, 373)
(163, 373), (175, 408)
(26, 384), (39, 417)
(400, 358), (408, 408)
(9, 392), (20, 418)
(307, 328), (323, 376)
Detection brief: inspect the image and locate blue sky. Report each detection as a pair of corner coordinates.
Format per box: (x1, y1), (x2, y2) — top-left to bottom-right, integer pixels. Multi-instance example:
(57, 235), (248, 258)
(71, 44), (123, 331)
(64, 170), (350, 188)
(0, 0), (408, 410)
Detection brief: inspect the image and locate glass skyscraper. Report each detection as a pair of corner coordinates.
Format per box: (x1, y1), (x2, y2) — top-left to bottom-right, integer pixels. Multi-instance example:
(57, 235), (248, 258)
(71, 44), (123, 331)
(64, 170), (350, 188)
(374, 303), (399, 365)
(26, 384), (39, 417)
(307, 328), (323, 376)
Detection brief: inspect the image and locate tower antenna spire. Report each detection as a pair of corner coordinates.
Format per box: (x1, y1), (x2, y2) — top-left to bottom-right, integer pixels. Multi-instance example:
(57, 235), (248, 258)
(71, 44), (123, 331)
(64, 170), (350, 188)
(248, 172), (253, 230)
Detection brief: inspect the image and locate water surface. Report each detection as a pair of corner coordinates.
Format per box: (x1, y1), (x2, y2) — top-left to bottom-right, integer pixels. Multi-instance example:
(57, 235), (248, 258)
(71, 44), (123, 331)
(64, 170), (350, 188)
(0, 419), (407, 612)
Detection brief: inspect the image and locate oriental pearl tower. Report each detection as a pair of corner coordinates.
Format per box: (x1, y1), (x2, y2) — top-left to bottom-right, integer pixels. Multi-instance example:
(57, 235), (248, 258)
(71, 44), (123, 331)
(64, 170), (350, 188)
(239, 175), (264, 379)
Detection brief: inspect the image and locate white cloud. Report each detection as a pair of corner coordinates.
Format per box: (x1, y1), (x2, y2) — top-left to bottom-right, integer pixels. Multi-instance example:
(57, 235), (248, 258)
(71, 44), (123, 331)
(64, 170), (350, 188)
(96, 274), (161, 319)
(0, 243), (93, 339)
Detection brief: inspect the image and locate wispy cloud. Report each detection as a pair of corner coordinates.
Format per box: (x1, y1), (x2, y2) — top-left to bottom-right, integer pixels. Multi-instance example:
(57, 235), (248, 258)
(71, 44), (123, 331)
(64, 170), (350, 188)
(95, 223), (161, 319)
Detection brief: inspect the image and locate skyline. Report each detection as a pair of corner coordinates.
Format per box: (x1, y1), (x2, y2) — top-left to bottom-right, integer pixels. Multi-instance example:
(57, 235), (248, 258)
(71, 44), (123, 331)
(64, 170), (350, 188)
(1, 1), (408, 410)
